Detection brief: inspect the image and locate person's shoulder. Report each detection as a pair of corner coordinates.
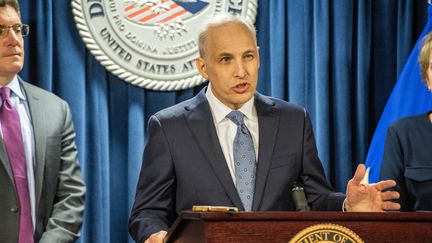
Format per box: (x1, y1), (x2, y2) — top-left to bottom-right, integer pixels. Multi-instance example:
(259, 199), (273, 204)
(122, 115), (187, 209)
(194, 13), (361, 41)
(155, 100), (191, 117)
(153, 92), (205, 120)
(21, 81), (67, 105)
(389, 113), (429, 131)
(255, 93), (306, 114)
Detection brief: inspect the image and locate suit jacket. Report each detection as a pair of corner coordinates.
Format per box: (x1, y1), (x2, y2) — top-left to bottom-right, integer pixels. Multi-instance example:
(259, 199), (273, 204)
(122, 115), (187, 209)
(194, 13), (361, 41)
(0, 78), (86, 243)
(129, 88), (345, 242)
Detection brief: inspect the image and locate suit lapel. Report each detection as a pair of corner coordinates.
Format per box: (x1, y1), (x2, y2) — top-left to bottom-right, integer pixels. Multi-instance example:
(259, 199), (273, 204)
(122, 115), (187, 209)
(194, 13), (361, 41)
(21, 81), (47, 209)
(0, 135), (13, 182)
(252, 93), (279, 211)
(184, 89), (244, 210)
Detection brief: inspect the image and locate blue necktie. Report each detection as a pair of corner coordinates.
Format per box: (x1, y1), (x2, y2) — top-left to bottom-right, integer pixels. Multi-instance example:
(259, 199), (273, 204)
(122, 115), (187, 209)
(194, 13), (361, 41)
(227, 110), (256, 211)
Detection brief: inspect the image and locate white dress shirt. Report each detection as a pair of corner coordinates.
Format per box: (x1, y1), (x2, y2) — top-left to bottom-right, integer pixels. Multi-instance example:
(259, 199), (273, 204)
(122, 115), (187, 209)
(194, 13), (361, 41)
(205, 84), (259, 183)
(0, 76), (36, 230)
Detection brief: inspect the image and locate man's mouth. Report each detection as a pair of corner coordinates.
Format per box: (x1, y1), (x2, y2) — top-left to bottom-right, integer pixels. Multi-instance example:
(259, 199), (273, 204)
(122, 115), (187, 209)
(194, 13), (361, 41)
(3, 50), (21, 57)
(233, 83), (250, 93)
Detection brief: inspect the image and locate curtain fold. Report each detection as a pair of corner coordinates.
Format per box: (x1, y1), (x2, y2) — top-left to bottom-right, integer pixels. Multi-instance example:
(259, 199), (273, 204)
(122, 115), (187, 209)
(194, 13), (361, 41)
(16, 1), (428, 242)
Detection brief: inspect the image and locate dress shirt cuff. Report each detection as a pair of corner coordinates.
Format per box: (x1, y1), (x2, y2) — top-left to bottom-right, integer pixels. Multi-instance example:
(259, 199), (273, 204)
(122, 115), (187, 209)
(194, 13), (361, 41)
(342, 198), (348, 212)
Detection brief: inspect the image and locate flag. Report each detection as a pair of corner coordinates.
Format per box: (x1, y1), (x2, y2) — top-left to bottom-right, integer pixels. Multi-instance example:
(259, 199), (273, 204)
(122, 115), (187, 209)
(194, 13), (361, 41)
(365, 5), (432, 183)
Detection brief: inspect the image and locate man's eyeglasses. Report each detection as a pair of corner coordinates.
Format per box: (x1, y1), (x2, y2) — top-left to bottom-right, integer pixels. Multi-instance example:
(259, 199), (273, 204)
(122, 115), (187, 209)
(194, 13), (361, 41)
(0, 24), (29, 39)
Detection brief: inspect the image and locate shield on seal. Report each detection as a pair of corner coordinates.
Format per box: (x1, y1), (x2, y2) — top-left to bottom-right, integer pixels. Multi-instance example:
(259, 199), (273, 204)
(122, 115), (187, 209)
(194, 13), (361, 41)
(72, 0), (258, 91)
(125, 0), (210, 25)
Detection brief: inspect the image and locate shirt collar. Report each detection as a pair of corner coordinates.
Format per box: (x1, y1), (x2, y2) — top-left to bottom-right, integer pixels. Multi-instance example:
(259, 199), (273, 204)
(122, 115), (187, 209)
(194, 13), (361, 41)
(205, 83), (255, 123)
(1, 76), (26, 101)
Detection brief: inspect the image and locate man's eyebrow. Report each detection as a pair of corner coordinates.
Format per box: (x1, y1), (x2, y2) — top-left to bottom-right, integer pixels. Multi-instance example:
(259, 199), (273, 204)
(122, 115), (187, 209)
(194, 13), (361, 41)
(0, 23), (22, 27)
(217, 49), (257, 57)
(217, 52), (234, 57)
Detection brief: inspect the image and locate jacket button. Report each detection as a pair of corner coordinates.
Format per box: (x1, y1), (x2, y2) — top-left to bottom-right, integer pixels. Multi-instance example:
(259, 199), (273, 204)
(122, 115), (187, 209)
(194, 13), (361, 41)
(10, 206), (18, 213)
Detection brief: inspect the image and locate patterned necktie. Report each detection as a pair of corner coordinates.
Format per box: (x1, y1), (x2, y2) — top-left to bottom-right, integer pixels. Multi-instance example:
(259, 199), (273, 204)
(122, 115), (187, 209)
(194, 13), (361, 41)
(227, 110), (256, 211)
(0, 87), (33, 243)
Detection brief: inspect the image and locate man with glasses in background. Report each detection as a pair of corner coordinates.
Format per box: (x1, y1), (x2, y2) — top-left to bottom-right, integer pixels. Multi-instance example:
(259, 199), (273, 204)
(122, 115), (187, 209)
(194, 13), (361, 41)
(0, 1), (85, 242)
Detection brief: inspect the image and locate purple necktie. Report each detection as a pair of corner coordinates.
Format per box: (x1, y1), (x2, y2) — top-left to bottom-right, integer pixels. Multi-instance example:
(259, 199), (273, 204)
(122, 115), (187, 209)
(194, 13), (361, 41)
(0, 87), (33, 243)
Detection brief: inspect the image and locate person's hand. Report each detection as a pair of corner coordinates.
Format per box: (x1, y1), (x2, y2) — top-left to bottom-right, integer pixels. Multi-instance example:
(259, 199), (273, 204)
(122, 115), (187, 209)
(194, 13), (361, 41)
(345, 164), (400, 212)
(144, 230), (168, 243)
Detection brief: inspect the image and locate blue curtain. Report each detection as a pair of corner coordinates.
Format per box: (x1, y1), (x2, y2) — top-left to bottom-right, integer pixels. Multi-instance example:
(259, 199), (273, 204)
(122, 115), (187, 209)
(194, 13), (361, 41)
(16, 1), (427, 242)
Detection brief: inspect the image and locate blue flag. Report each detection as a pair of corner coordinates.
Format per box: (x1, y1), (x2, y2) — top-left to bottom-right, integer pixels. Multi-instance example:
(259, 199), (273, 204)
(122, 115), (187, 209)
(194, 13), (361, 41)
(365, 5), (432, 183)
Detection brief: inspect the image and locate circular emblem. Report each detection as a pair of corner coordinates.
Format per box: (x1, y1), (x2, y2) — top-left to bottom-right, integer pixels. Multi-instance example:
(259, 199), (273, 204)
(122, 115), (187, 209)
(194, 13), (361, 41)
(71, 0), (258, 91)
(290, 224), (364, 243)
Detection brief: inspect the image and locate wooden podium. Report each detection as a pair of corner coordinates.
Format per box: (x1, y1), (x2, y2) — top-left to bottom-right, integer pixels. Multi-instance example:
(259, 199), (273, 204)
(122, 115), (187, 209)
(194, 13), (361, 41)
(165, 211), (432, 242)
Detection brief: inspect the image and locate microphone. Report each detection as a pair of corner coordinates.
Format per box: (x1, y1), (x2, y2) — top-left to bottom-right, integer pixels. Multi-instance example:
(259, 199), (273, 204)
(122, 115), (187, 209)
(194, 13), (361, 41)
(291, 181), (310, 212)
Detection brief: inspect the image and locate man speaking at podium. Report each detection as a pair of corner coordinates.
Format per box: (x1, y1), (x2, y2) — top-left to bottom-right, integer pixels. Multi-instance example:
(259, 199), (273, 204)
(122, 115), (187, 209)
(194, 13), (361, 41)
(129, 14), (400, 243)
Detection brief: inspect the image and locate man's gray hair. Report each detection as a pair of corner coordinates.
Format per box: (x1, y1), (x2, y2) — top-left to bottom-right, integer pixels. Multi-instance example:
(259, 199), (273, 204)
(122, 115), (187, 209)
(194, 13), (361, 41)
(0, 0), (20, 17)
(197, 13), (257, 58)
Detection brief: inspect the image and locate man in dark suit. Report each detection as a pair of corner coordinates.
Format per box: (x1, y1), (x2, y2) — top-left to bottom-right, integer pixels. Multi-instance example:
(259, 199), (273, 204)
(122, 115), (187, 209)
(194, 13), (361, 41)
(129, 13), (400, 243)
(0, 1), (85, 242)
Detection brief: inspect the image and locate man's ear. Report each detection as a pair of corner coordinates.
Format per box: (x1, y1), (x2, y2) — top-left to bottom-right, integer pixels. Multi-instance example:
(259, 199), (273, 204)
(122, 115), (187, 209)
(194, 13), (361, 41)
(257, 46), (260, 69)
(195, 57), (208, 80)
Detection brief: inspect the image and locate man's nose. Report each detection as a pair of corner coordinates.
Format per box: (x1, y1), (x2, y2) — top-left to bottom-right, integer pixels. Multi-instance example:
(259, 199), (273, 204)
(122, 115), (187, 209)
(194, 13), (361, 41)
(4, 28), (20, 44)
(234, 61), (246, 78)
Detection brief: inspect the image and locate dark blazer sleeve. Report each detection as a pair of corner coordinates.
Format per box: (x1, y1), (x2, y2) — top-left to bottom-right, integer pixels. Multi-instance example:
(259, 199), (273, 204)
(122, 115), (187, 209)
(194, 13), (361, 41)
(129, 115), (176, 242)
(300, 110), (345, 211)
(380, 126), (411, 210)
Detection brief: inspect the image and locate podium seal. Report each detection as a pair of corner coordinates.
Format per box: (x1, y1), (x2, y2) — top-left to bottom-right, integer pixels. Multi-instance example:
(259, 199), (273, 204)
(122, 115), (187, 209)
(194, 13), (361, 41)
(72, 0), (258, 91)
(290, 223), (364, 243)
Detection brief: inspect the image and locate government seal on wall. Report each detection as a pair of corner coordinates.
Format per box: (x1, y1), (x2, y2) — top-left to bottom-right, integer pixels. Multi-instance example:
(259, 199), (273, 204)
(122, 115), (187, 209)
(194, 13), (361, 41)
(71, 0), (258, 91)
